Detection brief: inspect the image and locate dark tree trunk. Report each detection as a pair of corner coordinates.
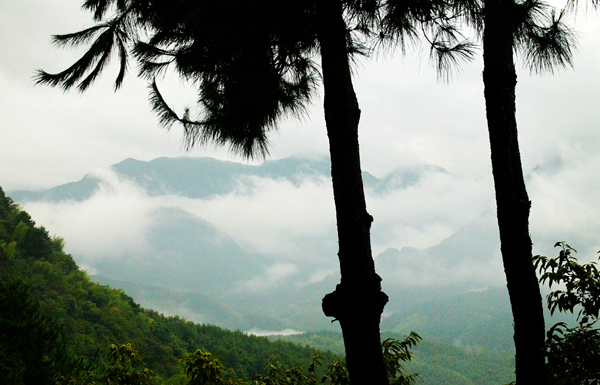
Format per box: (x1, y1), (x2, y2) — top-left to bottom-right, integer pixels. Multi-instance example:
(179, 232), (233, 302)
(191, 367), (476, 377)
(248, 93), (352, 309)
(483, 0), (547, 383)
(316, 1), (389, 384)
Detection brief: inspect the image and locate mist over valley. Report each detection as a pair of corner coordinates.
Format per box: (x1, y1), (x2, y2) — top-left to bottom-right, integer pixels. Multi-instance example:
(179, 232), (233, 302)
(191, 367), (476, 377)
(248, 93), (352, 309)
(9, 156), (594, 344)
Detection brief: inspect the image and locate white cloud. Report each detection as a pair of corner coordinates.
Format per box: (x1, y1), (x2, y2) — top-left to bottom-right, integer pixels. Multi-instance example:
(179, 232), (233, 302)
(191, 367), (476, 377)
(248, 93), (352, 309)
(179, 175), (338, 263)
(529, 152), (600, 260)
(245, 328), (304, 336)
(368, 171), (495, 253)
(22, 169), (155, 260)
(381, 256), (506, 289)
(237, 263), (300, 293)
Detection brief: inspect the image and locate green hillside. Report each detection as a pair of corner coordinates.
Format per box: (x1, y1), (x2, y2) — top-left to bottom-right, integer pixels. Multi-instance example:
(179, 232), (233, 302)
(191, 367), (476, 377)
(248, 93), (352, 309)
(274, 330), (515, 385)
(0, 187), (338, 384)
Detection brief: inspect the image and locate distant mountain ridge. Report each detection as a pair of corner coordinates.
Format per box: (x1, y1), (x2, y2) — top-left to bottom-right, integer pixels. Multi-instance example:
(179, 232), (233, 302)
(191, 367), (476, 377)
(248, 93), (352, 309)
(9, 156), (446, 202)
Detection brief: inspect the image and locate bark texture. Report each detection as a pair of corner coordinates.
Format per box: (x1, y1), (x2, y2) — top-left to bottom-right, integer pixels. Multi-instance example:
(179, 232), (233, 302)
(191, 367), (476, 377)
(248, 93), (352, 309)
(317, 1), (389, 384)
(483, 0), (547, 383)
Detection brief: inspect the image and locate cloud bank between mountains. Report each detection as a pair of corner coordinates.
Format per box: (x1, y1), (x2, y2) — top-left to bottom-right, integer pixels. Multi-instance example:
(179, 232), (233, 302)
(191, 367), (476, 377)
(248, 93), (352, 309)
(20, 152), (600, 292)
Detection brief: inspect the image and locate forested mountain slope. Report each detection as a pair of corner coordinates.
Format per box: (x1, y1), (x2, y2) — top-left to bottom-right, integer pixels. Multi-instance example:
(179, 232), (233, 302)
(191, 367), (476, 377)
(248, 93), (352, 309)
(0, 187), (337, 383)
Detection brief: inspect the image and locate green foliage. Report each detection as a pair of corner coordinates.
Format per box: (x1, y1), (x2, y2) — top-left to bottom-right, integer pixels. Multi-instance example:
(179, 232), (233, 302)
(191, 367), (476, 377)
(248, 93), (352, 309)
(248, 335), (421, 385)
(534, 242), (600, 323)
(322, 360), (349, 385)
(0, 277), (66, 385)
(247, 335), (421, 385)
(382, 334), (421, 385)
(278, 330), (515, 385)
(544, 322), (600, 385)
(0, 220), (28, 260)
(53, 355), (98, 385)
(252, 355), (326, 385)
(98, 343), (155, 385)
(54, 343), (155, 385)
(534, 242), (600, 385)
(184, 350), (241, 385)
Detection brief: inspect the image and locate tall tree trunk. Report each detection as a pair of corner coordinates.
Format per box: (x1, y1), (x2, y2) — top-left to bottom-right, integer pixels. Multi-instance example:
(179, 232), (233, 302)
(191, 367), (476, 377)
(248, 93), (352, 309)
(483, 0), (547, 383)
(316, 1), (389, 384)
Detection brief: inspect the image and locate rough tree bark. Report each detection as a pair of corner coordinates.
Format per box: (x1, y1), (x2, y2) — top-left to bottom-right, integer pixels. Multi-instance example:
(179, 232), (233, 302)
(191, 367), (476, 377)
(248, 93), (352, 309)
(317, 1), (389, 384)
(482, 0), (547, 382)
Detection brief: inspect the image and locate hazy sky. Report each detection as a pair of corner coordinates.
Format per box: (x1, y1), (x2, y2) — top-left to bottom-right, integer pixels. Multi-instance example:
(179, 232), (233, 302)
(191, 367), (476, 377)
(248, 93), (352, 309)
(1, 0), (599, 265)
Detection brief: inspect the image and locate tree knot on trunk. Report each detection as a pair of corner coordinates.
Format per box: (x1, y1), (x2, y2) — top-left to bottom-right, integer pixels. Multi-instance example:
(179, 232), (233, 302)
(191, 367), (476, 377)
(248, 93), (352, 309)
(322, 285), (388, 321)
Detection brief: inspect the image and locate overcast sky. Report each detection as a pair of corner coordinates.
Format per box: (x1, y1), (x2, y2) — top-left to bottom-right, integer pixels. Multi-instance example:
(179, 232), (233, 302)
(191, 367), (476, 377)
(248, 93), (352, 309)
(1, 0), (599, 265)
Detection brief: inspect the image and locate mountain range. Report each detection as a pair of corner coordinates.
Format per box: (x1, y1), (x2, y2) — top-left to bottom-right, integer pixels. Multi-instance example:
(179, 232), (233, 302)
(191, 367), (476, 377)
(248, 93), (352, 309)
(12, 156), (446, 202)
(10, 156), (518, 348)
